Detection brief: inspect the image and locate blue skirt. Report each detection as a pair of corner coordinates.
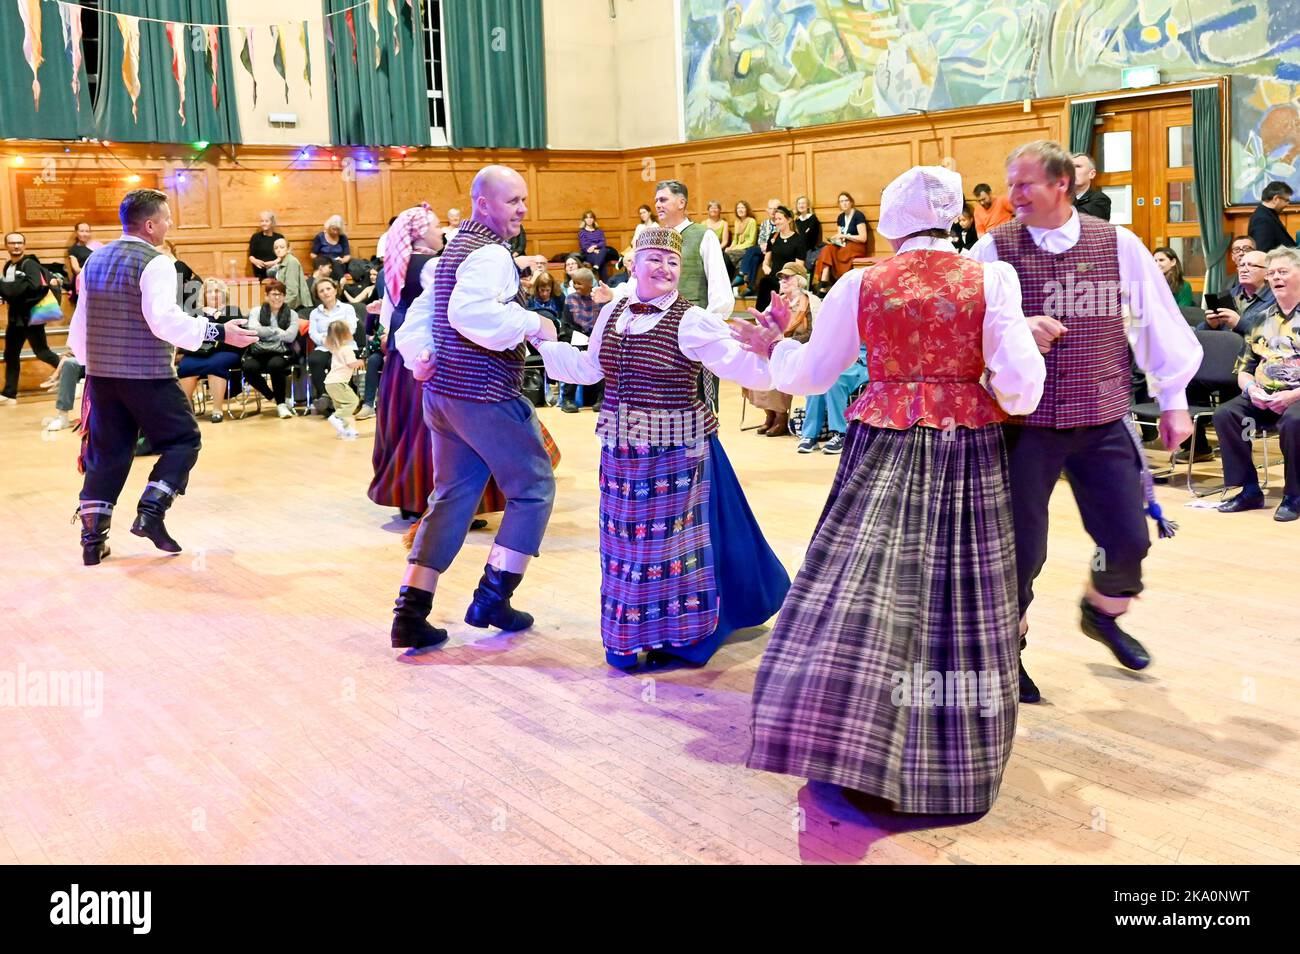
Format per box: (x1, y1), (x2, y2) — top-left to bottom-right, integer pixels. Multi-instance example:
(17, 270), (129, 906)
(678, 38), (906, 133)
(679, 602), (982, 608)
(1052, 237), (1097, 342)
(606, 434), (789, 667)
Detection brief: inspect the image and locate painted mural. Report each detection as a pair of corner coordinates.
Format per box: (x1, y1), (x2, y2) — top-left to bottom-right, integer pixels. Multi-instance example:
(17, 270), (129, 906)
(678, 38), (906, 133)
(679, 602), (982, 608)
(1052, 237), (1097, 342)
(682, 0), (1300, 203)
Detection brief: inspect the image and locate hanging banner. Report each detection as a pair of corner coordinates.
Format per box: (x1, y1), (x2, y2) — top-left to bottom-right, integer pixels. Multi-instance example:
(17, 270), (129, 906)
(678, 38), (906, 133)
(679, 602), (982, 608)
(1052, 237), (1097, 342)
(239, 26), (257, 106)
(299, 22), (312, 95)
(367, 0), (380, 67)
(165, 22), (188, 123)
(271, 24), (289, 104)
(345, 9), (357, 64)
(57, 1), (82, 109)
(17, 0), (44, 111)
(387, 0), (398, 56)
(205, 26), (221, 109)
(116, 13), (142, 122)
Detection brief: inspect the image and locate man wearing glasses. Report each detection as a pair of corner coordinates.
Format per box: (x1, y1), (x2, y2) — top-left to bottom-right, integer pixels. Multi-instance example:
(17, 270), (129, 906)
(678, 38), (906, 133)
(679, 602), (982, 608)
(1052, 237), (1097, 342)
(1201, 248), (1275, 338)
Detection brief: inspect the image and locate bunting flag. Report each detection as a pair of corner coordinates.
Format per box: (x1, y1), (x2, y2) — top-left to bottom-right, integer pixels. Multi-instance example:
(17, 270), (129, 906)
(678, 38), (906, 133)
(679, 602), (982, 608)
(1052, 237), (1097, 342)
(116, 13), (142, 122)
(299, 22), (312, 95)
(345, 9), (358, 64)
(205, 26), (221, 109)
(57, 1), (82, 109)
(324, 13), (333, 54)
(271, 24), (289, 104)
(367, 0), (381, 67)
(17, 0), (44, 111)
(387, 0), (398, 55)
(239, 26), (257, 106)
(165, 23), (188, 123)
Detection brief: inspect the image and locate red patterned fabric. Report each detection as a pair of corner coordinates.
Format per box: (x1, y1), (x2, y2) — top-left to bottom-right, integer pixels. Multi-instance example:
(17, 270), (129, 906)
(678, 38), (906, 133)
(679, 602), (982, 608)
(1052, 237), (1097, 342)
(846, 249), (1006, 430)
(990, 214), (1130, 429)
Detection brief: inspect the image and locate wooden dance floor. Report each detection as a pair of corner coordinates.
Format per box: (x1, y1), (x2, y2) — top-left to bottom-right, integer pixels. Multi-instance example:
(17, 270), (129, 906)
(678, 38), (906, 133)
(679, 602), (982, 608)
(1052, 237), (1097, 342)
(2, 384), (1297, 865)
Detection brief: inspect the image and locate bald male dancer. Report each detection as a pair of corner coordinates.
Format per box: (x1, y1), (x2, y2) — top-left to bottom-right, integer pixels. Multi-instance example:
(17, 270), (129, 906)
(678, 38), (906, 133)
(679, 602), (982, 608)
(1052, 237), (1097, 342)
(387, 165), (560, 650)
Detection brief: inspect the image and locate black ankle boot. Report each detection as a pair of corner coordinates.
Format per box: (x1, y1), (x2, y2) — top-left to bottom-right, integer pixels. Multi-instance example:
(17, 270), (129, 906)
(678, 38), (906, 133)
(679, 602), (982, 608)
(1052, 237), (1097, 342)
(1018, 654), (1041, 704)
(1080, 598), (1151, 670)
(131, 483), (182, 553)
(78, 505), (112, 566)
(464, 565), (533, 631)
(391, 586), (448, 650)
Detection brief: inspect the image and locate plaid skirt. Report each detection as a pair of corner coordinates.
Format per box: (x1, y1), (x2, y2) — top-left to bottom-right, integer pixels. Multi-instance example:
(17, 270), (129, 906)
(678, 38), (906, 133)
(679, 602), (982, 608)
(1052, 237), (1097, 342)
(747, 422), (1020, 814)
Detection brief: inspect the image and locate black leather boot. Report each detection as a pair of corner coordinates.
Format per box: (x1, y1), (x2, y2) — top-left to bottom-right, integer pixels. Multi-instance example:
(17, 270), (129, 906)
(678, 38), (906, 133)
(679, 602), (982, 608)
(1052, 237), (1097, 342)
(131, 482), (182, 553)
(390, 586), (448, 650)
(78, 504), (112, 566)
(464, 565), (533, 631)
(1080, 598), (1151, 670)
(1018, 655), (1041, 704)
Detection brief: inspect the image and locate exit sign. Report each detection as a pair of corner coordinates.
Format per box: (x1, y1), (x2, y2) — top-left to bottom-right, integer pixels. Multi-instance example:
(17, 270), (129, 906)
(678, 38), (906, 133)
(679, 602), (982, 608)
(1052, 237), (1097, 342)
(1121, 65), (1160, 89)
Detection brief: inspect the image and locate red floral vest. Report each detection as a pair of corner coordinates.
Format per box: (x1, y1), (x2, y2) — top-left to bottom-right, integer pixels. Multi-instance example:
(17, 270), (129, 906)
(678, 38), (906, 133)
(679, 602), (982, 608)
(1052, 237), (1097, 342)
(846, 249), (1006, 430)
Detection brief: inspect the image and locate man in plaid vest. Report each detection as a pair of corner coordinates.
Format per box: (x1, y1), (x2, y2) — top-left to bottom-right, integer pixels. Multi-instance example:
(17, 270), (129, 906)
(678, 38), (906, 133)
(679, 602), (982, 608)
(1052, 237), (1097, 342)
(970, 141), (1200, 703)
(69, 189), (256, 565)
(389, 165), (559, 652)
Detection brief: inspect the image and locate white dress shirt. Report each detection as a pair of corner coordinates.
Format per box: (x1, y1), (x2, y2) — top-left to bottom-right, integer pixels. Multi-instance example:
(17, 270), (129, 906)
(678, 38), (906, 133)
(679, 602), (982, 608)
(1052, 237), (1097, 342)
(538, 289), (771, 390)
(395, 242), (542, 366)
(613, 219), (736, 318)
(69, 235), (212, 363)
(380, 257), (437, 337)
(768, 237), (1046, 417)
(968, 209), (1200, 412)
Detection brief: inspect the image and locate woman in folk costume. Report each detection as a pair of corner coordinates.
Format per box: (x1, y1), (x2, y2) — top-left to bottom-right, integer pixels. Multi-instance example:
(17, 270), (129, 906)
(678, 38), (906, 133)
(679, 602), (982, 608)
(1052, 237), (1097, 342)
(538, 227), (791, 671)
(367, 206), (559, 532)
(736, 167), (1046, 814)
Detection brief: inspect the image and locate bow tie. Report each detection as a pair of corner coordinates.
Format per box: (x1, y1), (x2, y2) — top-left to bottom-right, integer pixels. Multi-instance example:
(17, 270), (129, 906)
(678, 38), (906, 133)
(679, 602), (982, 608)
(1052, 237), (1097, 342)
(628, 302), (660, 315)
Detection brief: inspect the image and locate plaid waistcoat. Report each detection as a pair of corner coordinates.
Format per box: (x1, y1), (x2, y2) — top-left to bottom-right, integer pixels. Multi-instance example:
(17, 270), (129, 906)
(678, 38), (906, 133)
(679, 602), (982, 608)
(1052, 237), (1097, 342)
(991, 214), (1130, 428)
(846, 249), (1005, 429)
(599, 297), (718, 446)
(81, 239), (175, 379)
(426, 221), (526, 403)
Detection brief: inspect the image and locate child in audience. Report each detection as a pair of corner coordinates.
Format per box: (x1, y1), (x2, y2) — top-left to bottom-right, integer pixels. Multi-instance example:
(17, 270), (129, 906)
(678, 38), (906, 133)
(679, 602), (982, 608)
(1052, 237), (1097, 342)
(558, 268), (601, 412)
(323, 319), (362, 440)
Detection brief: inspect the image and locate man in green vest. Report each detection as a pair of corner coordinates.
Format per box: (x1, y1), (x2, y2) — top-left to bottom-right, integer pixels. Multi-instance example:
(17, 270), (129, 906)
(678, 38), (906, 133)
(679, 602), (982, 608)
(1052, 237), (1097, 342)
(596, 179), (735, 408)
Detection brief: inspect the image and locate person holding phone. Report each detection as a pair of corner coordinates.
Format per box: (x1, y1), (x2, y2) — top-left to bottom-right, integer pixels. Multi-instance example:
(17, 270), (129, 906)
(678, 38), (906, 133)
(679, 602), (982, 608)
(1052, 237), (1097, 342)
(1200, 248), (1274, 337)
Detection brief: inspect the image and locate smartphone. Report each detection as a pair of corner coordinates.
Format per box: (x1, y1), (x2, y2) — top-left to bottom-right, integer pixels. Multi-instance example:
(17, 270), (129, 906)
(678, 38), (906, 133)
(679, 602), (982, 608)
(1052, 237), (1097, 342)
(1204, 292), (1238, 313)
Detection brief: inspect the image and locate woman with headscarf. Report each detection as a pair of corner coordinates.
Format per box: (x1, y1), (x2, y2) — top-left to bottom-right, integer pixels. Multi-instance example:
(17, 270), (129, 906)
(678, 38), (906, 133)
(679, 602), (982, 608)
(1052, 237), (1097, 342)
(734, 167), (1045, 815)
(538, 227), (790, 671)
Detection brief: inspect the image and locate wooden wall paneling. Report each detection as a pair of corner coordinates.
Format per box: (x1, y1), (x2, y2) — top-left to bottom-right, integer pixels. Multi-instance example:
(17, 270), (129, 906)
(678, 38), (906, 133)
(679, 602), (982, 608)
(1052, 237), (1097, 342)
(534, 167), (621, 223)
(174, 165), (212, 230)
(353, 169), (386, 228)
(696, 152), (785, 218)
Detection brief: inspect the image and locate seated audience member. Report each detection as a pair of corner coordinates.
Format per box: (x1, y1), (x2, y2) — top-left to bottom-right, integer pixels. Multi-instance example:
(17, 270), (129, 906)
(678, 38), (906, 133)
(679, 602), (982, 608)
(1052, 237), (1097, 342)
(442, 208), (463, 244)
(578, 211), (619, 279)
(756, 205), (807, 311)
(951, 203), (978, 251)
(560, 254), (584, 296)
(308, 259), (334, 305)
(527, 271), (562, 323)
(1213, 245), (1300, 522)
(971, 183), (1015, 235)
(703, 201), (730, 250)
(799, 344), (869, 456)
(43, 355), (85, 432)
(1224, 235), (1257, 292)
(247, 210), (285, 279)
(793, 195), (822, 270)
(812, 192), (870, 294)
(307, 276), (356, 413)
(342, 266), (378, 305)
(1153, 246), (1195, 306)
(726, 200), (757, 282)
(1072, 154), (1112, 220)
(1248, 180), (1295, 252)
(744, 261), (816, 437)
(177, 278), (245, 423)
(509, 226), (547, 273)
(242, 280), (299, 418)
(558, 267), (600, 412)
(312, 215), (351, 276)
(270, 237), (312, 310)
(163, 240), (203, 315)
(624, 205), (656, 260)
(1201, 248), (1274, 337)
(740, 199), (781, 294)
(357, 306), (386, 422)
(66, 222), (102, 303)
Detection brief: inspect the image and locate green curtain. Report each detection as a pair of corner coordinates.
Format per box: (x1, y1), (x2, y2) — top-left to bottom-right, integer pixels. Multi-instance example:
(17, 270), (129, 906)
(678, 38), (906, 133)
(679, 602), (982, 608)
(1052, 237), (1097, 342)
(323, 0), (430, 146)
(0, 2), (93, 138)
(444, 0), (546, 149)
(1068, 101), (1096, 156)
(1192, 87), (1230, 293)
(95, 1), (242, 144)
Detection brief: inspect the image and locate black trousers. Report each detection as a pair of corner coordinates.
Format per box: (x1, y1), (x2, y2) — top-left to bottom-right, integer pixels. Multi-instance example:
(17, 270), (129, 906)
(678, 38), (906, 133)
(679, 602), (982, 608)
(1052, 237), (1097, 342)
(1212, 393), (1300, 496)
(1005, 420), (1150, 616)
(79, 376), (202, 505)
(242, 351), (289, 404)
(3, 318), (60, 398)
(308, 348), (332, 401)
